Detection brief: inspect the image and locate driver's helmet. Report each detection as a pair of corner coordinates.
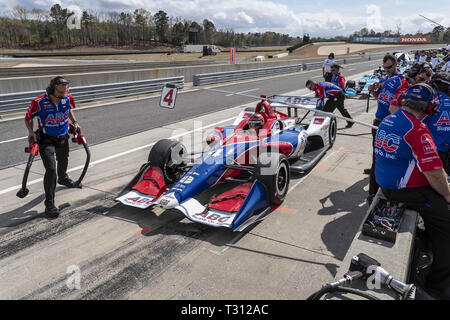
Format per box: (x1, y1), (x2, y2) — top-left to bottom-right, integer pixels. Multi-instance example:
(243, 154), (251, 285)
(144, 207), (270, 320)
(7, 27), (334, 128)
(248, 113), (265, 131)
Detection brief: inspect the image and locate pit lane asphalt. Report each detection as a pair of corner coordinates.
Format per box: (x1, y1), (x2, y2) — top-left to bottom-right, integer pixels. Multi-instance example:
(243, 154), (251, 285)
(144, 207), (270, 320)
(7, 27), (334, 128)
(0, 59), (381, 169)
(0, 92), (376, 299)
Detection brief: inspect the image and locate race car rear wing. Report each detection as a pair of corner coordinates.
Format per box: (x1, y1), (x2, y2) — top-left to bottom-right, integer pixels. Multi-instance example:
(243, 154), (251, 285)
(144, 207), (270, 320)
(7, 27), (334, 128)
(268, 95), (324, 117)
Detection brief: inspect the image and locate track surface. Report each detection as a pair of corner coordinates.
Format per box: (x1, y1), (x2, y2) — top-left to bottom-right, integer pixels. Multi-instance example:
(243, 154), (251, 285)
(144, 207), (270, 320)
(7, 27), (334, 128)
(0, 59), (380, 169)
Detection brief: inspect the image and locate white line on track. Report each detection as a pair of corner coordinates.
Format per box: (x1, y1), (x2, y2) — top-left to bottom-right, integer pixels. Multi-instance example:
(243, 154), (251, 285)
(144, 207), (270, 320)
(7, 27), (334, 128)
(225, 88), (260, 97)
(0, 136), (27, 144)
(0, 116), (238, 196)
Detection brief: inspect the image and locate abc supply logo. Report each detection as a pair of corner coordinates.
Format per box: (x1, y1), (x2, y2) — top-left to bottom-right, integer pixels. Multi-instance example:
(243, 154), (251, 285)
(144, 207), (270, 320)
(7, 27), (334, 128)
(375, 130), (400, 153)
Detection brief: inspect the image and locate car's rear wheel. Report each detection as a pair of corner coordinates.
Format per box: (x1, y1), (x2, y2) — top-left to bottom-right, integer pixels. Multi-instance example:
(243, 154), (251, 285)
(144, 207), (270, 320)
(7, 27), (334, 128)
(329, 118), (337, 147)
(148, 139), (186, 184)
(255, 153), (290, 206)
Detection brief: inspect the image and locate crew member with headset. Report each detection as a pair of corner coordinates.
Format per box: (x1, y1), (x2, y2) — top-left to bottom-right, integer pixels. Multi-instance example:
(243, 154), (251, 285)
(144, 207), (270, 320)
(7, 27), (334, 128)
(389, 62), (433, 114)
(425, 73), (450, 175)
(24, 76), (80, 218)
(322, 53), (335, 82)
(374, 83), (450, 300)
(330, 64), (346, 89)
(305, 79), (353, 128)
(366, 54), (408, 204)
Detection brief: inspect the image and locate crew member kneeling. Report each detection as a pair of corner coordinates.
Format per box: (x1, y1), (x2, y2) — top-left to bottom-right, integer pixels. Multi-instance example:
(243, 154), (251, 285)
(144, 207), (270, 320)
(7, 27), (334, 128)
(374, 84), (450, 299)
(24, 76), (80, 218)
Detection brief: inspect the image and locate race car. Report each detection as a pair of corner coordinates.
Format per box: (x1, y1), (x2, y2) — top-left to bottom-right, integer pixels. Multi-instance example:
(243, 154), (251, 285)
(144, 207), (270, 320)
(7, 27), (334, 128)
(115, 95), (337, 231)
(346, 67), (385, 98)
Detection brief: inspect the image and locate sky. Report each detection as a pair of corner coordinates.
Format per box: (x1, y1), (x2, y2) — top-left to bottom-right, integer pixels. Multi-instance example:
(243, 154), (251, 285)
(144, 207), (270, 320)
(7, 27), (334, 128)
(0, 0), (449, 38)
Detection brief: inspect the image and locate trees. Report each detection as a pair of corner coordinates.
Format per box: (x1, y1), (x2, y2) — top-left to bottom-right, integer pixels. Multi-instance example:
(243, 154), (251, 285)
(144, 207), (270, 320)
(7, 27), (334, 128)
(0, 5), (299, 50)
(203, 19), (216, 44)
(134, 8), (152, 47)
(154, 10), (169, 44)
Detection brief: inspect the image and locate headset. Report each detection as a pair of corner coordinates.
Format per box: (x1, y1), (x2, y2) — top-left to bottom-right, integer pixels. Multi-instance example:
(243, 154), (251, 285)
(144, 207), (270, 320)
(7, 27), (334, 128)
(406, 62), (432, 79)
(402, 83), (439, 115)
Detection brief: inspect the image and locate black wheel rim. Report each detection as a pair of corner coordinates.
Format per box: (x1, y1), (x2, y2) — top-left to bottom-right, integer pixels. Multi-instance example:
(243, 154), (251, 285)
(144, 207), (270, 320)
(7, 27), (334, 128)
(276, 163), (288, 195)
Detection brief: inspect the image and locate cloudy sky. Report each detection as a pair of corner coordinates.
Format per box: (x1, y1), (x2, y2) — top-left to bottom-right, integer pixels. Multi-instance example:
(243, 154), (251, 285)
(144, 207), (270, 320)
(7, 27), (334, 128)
(1, 0), (449, 37)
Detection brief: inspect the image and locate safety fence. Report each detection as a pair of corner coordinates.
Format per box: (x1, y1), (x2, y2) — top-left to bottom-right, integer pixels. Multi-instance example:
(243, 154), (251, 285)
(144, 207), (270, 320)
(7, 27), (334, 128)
(0, 76), (184, 113)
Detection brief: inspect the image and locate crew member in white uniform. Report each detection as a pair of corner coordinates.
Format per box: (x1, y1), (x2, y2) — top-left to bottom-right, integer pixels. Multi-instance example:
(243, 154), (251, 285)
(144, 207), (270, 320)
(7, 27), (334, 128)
(322, 53), (335, 82)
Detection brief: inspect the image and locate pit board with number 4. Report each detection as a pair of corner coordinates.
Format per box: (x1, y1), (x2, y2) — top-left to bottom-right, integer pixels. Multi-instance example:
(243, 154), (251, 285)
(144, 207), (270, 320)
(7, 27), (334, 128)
(160, 84), (178, 109)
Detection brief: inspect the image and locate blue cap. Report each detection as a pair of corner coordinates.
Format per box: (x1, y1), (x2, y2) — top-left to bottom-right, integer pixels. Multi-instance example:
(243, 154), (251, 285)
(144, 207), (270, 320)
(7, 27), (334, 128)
(404, 85), (433, 102)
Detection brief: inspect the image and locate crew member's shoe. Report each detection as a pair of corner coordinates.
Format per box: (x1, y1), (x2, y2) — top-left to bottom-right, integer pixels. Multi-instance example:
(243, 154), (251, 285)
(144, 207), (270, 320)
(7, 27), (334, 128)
(58, 177), (76, 188)
(363, 168), (372, 175)
(345, 122), (354, 128)
(45, 204), (60, 219)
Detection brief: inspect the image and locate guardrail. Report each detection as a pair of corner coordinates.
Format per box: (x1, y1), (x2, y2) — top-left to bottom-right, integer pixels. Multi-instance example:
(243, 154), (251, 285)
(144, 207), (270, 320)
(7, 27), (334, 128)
(0, 76), (184, 113)
(193, 64), (302, 86)
(302, 55), (381, 71)
(0, 60), (225, 78)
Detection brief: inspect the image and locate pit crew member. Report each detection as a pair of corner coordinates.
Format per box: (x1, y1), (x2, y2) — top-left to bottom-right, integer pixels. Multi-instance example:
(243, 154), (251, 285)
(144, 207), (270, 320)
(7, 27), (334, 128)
(330, 64), (346, 89)
(425, 73), (450, 175)
(322, 53), (335, 82)
(306, 80), (353, 128)
(389, 62), (433, 114)
(375, 84), (450, 299)
(24, 76), (80, 218)
(366, 54), (408, 203)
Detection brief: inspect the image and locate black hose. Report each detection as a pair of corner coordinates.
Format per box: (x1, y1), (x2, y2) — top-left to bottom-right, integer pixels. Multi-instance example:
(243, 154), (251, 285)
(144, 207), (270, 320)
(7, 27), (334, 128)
(75, 143), (90, 187)
(306, 285), (380, 300)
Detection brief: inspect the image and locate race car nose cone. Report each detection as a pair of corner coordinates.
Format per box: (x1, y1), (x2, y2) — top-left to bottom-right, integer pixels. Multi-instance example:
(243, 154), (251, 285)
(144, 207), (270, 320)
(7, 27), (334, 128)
(156, 193), (179, 209)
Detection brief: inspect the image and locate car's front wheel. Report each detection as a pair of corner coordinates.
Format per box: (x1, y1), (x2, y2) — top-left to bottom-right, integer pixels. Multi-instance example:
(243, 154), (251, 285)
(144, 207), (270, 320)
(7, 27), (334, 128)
(148, 139), (187, 184)
(255, 152), (290, 206)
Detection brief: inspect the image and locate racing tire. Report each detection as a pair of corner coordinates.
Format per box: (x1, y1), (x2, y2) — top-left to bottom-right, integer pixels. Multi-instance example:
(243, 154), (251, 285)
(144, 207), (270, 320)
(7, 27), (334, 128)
(329, 118), (337, 147)
(255, 153), (290, 206)
(148, 139), (186, 184)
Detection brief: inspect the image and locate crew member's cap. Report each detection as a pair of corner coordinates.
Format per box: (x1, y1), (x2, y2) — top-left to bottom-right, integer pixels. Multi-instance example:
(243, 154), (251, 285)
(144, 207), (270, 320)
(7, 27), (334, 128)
(404, 85), (433, 102)
(54, 77), (69, 85)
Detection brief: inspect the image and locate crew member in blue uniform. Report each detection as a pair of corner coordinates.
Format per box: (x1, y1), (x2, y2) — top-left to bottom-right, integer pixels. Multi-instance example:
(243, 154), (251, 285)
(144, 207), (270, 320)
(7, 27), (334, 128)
(375, 83), (450, 299)
(24, 76), (80, 218)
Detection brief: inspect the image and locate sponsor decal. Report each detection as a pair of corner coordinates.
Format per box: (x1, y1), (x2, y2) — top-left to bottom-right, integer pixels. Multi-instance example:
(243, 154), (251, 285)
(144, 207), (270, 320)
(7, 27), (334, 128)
(435, 111), (450, 126)
(423, 145), (435, 154)
(179, 175), (194, 184)
(116, 190), (155, 209)
(420, 133), (433, 145)
(375, 130), (400, 153)
(45, 112), (68, 124)
(191, 210), (235, 226)
(400, 37), (429, 43)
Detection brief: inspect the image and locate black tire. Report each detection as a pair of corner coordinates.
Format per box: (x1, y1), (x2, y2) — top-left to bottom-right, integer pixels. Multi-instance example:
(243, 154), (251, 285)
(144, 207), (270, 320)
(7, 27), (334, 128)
(255, 153), (290, 206)
(329, 117), (337, 147)
(244, 107), (256, 112)
(148, 139), (186, 184)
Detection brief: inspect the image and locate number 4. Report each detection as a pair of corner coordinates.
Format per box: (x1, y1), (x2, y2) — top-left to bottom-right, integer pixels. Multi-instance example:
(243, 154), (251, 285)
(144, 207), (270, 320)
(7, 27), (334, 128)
(163, 89), (174, 105)
(160, 85), (178, 109)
